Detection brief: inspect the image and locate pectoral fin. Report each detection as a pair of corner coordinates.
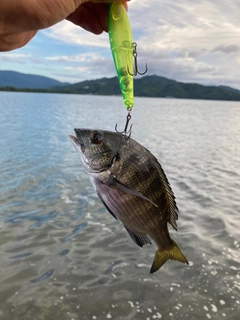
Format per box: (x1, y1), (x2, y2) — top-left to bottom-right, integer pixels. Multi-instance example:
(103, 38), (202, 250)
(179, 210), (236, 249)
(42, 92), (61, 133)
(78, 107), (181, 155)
(105, 174), (158, 208)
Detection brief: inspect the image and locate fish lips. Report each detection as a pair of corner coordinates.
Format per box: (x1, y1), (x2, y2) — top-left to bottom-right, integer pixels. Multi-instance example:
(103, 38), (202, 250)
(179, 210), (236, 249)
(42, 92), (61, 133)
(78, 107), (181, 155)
(70, 129), (102, 172)
(69, 129), (88, 165)
(69, 129), (84, 147)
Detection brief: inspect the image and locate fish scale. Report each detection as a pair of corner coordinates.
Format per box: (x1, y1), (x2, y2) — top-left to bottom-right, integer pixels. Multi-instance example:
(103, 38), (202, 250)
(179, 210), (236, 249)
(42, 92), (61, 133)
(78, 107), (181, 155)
(117, 143), (175, 227)
(70, 129), (188, 273)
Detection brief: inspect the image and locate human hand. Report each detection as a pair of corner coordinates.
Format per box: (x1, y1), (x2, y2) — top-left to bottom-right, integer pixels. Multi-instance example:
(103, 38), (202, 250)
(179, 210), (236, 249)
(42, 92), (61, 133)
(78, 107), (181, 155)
(0, 0), (129, 52)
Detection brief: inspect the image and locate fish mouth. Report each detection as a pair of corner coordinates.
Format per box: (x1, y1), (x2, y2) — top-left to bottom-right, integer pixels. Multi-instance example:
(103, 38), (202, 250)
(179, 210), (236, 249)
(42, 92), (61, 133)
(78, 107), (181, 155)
(69, 134), (78, 145)
(69, 129), (84, 147)
(69, 129), (109, 172)
(69, 129), (88, 167)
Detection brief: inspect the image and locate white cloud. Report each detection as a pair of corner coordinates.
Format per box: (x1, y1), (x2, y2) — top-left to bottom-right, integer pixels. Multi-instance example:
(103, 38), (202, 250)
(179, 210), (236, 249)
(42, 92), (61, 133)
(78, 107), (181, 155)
(2, 0), (240, 88)
(45, 52), (115, 82)
(43, 20), (109, 48)
(0, 53), (31, 63)
(211, 45), (239, 54)
(46, 52), (104, 63)
(126, 0), (240, 88)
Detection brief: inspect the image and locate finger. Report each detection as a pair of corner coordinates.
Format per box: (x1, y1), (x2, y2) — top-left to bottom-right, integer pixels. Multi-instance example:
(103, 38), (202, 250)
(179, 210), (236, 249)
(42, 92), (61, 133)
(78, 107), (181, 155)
(84, 0), (129, 3)
(67, 2), (129, 34)
(67, 3), (108, 34)
(85, 1), (129, 11)
(0, 30), (37, 51)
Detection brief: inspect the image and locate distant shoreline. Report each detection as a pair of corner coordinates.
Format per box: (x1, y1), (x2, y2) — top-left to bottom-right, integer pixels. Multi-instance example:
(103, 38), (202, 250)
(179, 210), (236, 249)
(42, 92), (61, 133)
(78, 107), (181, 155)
(1, 86), (240, 102)
(0, 86), (77, 94)
(1, 73), (240, 101)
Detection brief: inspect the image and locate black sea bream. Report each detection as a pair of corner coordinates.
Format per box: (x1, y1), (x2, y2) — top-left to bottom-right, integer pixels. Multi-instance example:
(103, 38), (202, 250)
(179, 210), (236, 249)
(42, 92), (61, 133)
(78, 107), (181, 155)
(70, 129), (188, 273)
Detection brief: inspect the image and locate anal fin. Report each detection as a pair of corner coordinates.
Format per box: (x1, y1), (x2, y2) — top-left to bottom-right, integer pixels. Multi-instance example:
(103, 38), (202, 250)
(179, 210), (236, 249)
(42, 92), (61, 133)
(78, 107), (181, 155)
(125, 227), (152, 248)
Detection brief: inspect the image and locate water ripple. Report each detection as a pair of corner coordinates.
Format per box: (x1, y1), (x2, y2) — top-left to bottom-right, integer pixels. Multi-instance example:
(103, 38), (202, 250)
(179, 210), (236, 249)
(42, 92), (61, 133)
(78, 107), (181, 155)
(0, 93), (240, 320)
(31, 269), (55, 283)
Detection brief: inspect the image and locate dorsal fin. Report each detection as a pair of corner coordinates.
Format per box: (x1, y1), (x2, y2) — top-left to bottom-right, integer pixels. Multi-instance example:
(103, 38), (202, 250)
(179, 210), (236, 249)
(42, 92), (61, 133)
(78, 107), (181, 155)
(148, 151), (179, 230)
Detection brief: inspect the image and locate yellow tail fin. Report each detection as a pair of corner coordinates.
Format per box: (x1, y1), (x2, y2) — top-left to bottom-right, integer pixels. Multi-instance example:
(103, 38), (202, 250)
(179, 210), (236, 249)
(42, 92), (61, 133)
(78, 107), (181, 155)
(150, 240), (188, 274)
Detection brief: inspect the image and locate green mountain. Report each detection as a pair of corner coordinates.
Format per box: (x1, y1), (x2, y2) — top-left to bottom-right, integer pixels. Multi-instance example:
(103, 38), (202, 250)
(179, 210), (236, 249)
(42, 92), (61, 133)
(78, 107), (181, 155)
(1, 70), (240, 101)
(49, 75), (240, 101)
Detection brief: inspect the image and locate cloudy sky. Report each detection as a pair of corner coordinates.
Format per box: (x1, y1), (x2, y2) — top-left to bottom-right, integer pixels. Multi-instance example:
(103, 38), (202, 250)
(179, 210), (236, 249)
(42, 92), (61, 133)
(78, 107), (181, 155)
(1, 0), (240, 88)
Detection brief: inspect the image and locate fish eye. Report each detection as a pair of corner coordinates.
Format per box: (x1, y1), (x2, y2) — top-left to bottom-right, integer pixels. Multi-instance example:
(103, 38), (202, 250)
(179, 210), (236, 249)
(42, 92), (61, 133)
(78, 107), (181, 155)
(91, 132), (103, 144)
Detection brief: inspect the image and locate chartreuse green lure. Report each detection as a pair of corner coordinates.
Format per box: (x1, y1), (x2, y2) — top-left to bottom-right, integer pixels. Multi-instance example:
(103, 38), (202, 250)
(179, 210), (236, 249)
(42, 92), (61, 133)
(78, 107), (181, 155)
(108, 3), (134, 110)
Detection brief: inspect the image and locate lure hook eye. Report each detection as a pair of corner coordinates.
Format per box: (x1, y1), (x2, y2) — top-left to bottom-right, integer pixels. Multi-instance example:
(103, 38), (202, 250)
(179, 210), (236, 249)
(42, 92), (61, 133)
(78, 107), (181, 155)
(115, 111), (132, 140)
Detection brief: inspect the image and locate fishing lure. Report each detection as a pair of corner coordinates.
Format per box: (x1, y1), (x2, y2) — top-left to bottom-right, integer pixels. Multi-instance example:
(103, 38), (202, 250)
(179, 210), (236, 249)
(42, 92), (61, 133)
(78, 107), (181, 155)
(108, 3), (134, 110)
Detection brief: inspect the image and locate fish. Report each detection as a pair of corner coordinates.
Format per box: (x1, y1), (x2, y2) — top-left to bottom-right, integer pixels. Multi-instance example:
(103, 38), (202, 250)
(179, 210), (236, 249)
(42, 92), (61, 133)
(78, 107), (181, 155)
(69, 128), (188, 273)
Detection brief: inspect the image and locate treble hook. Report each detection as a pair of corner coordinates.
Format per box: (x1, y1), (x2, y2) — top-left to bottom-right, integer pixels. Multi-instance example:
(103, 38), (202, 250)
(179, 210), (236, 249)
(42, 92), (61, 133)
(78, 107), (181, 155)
(128, 42), (148, 76)
(115, 109), (133, 139)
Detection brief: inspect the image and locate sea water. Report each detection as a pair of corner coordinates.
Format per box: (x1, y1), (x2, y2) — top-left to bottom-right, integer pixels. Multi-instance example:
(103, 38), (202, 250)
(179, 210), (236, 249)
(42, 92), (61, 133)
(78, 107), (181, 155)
(0, 91), (240, 319)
